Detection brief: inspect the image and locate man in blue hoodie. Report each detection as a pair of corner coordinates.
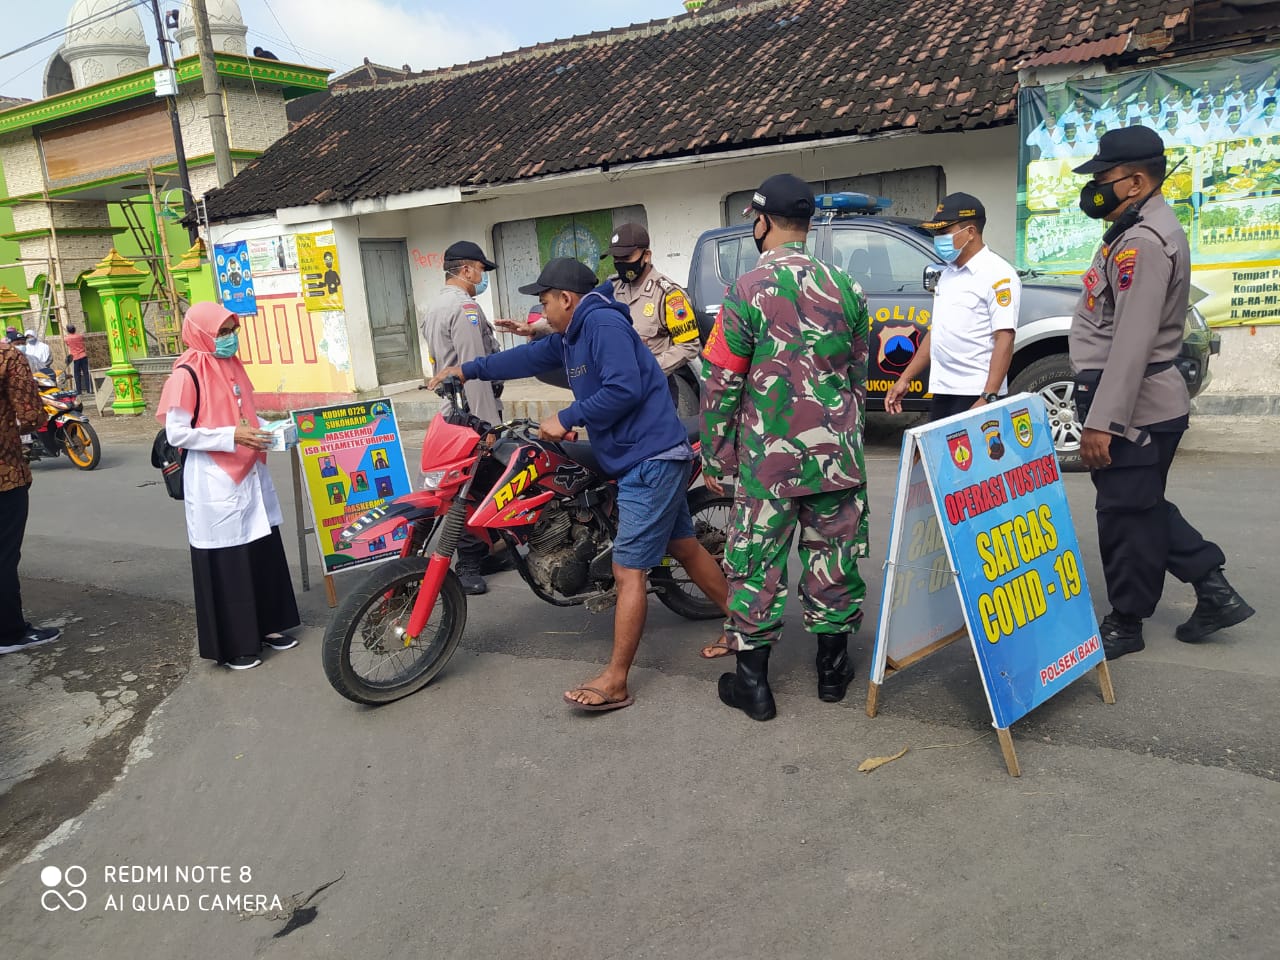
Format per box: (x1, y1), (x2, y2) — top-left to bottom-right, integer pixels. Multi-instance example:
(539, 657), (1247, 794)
(429, 257), (728, 713)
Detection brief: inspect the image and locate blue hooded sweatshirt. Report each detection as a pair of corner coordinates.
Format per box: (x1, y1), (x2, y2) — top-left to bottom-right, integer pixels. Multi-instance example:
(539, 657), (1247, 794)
(460, 291), (687, 478)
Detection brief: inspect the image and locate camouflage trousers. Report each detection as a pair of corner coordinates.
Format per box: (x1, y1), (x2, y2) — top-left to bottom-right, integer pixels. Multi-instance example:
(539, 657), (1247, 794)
(722, 485), (869, 650)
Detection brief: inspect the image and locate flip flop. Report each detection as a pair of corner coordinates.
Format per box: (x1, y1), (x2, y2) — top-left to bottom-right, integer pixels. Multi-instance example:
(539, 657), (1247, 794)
(563, 685), (635, 712)
(700, 638), (735, 659)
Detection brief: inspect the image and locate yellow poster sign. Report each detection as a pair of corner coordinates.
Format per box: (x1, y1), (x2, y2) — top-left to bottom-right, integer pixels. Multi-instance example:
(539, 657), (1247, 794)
(295, 230), (344, 311)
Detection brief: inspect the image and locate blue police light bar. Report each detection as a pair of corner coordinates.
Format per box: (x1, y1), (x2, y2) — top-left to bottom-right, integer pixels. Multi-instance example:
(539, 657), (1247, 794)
(814, 192), (893, 213)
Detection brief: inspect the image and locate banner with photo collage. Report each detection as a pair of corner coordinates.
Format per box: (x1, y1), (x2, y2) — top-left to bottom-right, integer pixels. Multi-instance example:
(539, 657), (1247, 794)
(1017, 52), (1280, 327)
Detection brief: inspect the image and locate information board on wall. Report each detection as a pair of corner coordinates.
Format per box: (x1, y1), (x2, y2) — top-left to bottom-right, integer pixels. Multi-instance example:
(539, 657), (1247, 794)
(291, 398), (412, 574)
(213, 240), (257, 316)
(871, 395), (1109, 745)
(295, 231), (344, 312)
(1017, 52), (1280, 327)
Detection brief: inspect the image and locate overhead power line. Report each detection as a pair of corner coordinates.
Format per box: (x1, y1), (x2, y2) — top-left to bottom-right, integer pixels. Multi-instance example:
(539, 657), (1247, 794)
(0, 0), (147, 64)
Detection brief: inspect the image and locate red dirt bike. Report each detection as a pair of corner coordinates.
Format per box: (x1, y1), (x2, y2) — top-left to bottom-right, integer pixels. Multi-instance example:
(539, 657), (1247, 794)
(321, 377), (732, 705)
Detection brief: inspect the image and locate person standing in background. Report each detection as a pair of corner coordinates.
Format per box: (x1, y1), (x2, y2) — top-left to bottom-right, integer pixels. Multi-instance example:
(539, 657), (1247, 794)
(420, 240), (505, 595)
(0, 336), (60, 654)
(885, 193), (1020, 421)
(63, 324), (90, 396)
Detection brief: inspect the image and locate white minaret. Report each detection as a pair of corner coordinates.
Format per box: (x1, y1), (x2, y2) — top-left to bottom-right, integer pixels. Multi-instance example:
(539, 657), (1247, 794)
(175, 0), (249, 57)
(60, 0), (151, 89)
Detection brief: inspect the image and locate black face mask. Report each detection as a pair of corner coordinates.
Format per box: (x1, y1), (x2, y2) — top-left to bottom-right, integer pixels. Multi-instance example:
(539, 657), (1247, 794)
(1078, 175), (1131, 220)
(753, 215), (771, 254)
(616, 257), (646, 283)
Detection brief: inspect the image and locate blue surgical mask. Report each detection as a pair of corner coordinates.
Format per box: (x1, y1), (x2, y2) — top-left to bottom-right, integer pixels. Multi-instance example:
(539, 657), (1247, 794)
(933, 229), (968, 264)
(474, 272), (489, 296)
(213, 331), (239, 358)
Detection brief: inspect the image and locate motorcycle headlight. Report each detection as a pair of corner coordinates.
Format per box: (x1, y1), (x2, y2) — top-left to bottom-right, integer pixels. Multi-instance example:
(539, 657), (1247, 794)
(421, 469), (446, 490)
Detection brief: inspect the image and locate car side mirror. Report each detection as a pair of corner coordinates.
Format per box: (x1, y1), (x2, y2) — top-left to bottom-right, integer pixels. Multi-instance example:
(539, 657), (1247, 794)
(923, 264), (944, 294)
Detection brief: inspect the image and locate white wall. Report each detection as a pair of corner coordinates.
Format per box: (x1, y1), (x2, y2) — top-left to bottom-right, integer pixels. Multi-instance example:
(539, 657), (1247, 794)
(332, 127), (1020, 385)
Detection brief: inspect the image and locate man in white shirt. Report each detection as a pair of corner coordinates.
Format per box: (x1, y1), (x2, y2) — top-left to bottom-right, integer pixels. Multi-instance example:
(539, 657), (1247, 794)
(23, 330), (53, 377)
(884, 193), (1021, 421)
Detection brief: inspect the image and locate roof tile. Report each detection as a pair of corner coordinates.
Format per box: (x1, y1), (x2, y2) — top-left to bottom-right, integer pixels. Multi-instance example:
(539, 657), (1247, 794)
(205, 0), (1189, 220)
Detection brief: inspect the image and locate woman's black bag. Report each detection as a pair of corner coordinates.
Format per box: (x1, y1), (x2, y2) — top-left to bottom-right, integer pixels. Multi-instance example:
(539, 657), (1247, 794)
(150, 364), (200, 500)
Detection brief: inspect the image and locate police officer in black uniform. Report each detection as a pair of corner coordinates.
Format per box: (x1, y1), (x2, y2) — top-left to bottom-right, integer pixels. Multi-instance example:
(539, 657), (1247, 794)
(1069, 126), (1254, 660)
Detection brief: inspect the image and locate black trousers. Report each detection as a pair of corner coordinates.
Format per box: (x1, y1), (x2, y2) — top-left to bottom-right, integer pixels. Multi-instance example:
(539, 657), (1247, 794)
(0, 483), (31, 644)
(929, 394), (986, 421)
(72, 358), (91, 395)
(1091, 428), (1225, 619)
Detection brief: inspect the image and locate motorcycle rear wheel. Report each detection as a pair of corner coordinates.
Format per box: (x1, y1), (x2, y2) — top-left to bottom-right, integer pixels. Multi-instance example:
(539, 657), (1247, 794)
(62, 421), (100, 470)
(322, 557), (467, 705)
(653, 485), (733, 621)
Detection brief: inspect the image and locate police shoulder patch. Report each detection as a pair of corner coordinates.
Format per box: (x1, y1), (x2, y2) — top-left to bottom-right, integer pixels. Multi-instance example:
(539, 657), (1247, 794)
(1114, 248), (1137, 291)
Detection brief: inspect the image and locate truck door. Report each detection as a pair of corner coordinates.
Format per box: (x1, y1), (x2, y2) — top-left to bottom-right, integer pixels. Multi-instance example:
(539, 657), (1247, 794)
(830, 226), (937, 409)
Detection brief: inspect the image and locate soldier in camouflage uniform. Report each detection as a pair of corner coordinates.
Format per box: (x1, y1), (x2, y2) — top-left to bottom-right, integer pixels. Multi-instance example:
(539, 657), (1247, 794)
(701, 174), (871, 722)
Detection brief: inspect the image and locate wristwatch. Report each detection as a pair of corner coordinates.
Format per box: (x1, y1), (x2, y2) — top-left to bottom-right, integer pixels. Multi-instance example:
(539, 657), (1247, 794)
(981, 392), (1000, 403)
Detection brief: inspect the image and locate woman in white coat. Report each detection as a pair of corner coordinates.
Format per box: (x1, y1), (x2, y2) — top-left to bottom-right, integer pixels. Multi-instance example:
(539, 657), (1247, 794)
(156, 302), (300, 670)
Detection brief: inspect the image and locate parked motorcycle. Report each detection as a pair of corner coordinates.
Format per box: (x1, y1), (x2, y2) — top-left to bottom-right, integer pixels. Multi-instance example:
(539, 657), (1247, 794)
(24, 373), (100, 470)
(321, 377), (731, 706)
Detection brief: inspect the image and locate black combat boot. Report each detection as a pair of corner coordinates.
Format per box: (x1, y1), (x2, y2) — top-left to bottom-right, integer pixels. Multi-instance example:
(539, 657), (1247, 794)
(1100, 611), (1144, 660)
(815, 633), (856, 703)
(1176, 568), (1255, 643)
(718, 646), (776, 721)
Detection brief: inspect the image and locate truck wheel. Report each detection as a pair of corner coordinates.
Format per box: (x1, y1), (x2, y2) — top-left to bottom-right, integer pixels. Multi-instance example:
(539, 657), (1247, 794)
(1009, 354), (1084, 472)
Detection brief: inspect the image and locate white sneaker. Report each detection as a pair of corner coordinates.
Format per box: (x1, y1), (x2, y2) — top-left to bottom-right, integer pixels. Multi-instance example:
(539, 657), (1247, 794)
(225, 656), (262, 670)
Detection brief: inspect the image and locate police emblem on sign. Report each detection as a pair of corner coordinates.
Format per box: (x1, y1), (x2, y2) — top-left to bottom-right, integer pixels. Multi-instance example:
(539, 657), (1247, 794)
(877, 324), (918, 372)
(947, 430), (973, 471)
(982, 419), (1005, 461)
(1011, 408), (1033, 447)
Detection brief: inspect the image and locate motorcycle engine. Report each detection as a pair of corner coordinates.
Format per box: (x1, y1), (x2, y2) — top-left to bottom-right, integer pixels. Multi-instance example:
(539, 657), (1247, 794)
(524, 501), (608, 597)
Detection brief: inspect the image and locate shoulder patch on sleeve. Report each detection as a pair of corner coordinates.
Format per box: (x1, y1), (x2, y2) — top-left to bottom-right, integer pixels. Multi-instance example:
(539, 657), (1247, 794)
(462, 300), (481, 325)
(1114, 248), (1137, 291)
(702, 307), (749, 374)
(996, 287), (1012, 307)
(992, 277), (1012, 290)
(665, 291), (700, 344)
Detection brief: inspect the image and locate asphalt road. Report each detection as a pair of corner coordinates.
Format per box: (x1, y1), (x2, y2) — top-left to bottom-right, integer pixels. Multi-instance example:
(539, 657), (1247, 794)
(1, 427), (1276, 959)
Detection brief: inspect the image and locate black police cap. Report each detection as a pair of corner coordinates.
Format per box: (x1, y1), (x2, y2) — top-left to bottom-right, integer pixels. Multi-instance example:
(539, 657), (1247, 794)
(746, 174), (815, 219)
(1073, 126), (1166, 175)
(921, 192), (986, 232)
(517, 257), (600, 296)
(444, 240), (497, 270)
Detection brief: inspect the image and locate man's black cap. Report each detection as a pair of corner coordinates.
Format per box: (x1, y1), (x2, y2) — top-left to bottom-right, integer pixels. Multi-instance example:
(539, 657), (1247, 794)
(745, 174), (815, 219)
(606, 223), (650, 258)
(444, 240), (497, 270)
(517, 257), (599, 296)
(1072, 126), (1166, 175)
(921, 192), (986, 232)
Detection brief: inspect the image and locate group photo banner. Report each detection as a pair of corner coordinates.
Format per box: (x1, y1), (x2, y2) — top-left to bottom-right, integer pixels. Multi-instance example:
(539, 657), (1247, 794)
(1017, 52), (1280, 327)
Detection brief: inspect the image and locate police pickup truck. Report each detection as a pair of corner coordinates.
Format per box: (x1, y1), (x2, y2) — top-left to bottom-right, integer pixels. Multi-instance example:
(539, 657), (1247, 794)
(686, 192), (1218, 469)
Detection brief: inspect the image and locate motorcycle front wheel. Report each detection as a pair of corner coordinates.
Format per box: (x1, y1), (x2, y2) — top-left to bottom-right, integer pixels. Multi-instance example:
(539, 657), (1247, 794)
(322, 557), (467, 705)
(61, 420), (101, 470)
(652, 485), (733, 621)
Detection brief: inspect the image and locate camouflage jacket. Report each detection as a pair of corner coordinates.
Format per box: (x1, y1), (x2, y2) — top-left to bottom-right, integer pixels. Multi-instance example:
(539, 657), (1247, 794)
(701, 241), (870, 499)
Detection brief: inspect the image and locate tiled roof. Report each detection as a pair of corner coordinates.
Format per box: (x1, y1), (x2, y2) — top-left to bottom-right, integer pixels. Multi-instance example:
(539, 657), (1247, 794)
(204, 0), (1188, 222)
